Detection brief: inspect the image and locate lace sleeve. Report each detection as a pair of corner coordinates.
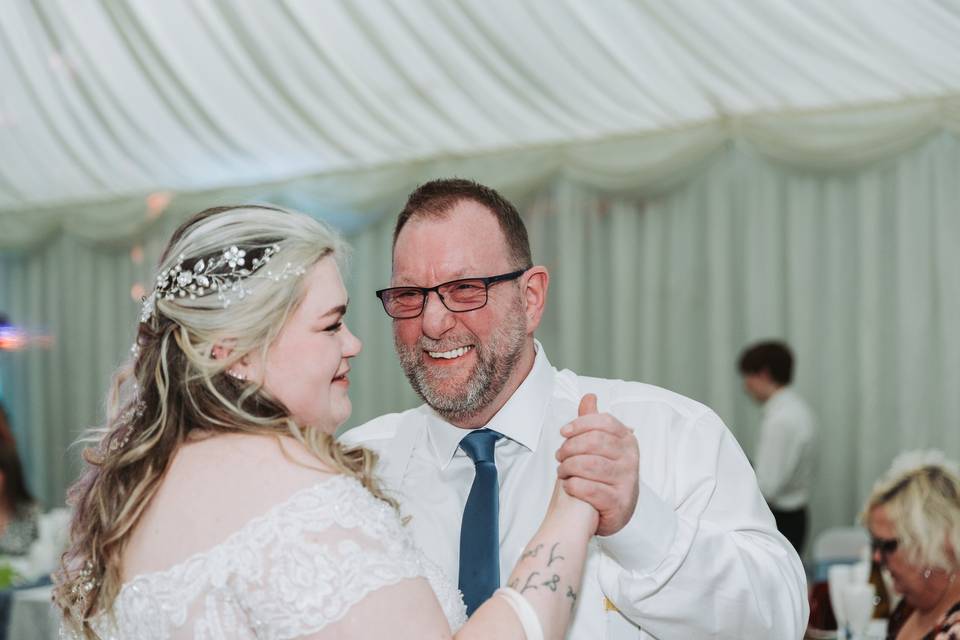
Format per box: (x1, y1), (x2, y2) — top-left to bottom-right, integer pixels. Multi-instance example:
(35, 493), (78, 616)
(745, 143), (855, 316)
(86, 476), (464, 639)
(234, 514), (434, 637)
(292, 576), (454, 640)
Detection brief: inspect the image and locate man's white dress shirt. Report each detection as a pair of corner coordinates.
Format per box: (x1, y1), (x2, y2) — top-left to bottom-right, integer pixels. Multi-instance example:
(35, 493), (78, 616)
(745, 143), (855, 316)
(342, 344), (807, 639)
(755, 387), (817, 511)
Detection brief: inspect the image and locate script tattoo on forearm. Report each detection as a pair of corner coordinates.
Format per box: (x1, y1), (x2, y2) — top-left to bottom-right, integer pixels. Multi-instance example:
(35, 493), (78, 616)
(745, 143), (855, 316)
(520, 543), (543, 561)
(566, 585), (578, 611)
(511, 540), (570, 598)
(547, 542), (564, 567)
(542, 574), (560, 591)
(519, 571), (540, 594)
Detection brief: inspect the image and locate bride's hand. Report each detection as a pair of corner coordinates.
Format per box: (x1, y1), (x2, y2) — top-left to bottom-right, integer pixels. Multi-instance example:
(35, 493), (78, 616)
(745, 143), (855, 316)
(548, 477), (599, 536)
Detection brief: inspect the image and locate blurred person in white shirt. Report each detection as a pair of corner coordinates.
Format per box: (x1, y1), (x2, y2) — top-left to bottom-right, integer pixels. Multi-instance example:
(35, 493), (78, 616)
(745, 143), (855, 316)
(738, 340), (817, 555)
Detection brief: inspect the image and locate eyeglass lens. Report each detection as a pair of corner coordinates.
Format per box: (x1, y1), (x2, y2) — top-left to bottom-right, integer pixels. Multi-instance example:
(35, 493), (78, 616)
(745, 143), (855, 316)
(870, 536), (898, 556)
(384, 279), (489, 317)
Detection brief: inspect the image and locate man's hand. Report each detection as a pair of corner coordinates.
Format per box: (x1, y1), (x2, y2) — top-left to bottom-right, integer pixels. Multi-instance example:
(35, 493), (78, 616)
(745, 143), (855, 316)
(556, 393), (640, 536)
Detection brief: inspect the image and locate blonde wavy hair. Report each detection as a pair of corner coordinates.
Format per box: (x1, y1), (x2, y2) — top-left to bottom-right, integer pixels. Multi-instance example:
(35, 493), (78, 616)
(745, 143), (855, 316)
(861, 450), (960, 571)
(52, 205), (390, 638)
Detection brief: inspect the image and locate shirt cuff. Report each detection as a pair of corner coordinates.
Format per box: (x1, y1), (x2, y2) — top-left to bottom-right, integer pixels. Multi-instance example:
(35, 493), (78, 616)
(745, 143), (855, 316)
(598, 479), (677, 573)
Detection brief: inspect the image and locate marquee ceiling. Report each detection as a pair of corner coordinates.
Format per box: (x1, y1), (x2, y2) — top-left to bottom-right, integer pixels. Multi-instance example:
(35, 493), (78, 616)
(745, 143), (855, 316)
(2, 0), (960, 242)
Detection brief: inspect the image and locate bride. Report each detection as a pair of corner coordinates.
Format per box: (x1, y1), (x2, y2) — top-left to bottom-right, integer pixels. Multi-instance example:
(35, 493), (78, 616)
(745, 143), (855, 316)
(53, 205), (597, 639)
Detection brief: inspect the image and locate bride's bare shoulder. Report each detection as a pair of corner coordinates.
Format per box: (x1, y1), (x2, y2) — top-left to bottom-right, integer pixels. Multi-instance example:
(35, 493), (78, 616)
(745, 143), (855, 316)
(173, 431), (339, 494)
(123, 432), (341, 577)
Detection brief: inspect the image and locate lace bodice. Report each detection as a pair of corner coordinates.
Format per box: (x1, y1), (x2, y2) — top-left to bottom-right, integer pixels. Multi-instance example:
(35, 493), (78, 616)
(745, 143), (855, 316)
(70, 475), (466, 639)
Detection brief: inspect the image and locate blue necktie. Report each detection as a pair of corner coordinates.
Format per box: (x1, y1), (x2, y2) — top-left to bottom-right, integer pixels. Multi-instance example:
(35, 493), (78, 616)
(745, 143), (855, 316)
(458, 428), (503, 616)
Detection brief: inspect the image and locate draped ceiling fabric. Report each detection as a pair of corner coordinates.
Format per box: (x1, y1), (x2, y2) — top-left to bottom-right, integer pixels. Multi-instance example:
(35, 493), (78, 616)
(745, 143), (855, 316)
(2, 0), (960, 244)
(2, 1), (960, 556)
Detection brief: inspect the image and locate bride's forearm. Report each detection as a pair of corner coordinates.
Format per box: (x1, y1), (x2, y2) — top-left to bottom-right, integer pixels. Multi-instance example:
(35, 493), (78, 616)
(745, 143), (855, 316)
(456, 487), (596, 640)
(501, 519), (592, 640)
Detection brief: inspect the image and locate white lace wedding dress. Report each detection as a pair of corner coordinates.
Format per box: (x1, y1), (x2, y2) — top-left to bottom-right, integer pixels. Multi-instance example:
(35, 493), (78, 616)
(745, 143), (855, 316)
(68, 475), (467, 639)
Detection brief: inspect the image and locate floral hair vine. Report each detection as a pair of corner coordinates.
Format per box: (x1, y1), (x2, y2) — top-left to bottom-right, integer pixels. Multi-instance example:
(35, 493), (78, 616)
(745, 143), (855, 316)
(114, 242), (305, 456)
(69, 560), (98, 614)
(139, 243), (306, 323)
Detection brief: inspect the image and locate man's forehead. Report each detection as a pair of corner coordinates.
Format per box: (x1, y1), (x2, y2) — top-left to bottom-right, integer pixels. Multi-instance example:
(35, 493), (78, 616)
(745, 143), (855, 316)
(391, 205), (511, 283)
(390, 267), (474, 286)
(391, 250), (501, 285)
(397, 200), (501, 239)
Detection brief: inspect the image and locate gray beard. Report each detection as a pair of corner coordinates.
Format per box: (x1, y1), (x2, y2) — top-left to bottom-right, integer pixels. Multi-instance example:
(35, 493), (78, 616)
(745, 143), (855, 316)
(395, 302), (527, 423)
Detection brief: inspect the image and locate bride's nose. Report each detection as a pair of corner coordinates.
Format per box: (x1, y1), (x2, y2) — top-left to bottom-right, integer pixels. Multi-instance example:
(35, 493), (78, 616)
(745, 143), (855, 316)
(342, 322), (362, 357)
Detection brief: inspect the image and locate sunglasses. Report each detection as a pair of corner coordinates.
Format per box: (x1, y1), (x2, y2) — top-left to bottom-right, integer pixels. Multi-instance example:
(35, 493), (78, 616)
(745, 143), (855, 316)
(870, 535), (899, 558)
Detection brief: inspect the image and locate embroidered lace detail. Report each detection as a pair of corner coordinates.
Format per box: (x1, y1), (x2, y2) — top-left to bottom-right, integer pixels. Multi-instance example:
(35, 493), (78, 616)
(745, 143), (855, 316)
(66, 476), (466, 639)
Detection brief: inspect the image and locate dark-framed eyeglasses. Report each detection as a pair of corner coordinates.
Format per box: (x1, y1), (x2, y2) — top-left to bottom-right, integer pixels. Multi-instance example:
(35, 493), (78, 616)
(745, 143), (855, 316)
(870, 535), (899, 559)
(375, 269), (528, 319)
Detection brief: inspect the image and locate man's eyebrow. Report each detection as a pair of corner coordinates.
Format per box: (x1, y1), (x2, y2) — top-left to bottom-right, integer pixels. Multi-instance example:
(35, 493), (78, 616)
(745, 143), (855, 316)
(392, 271), (472, 286)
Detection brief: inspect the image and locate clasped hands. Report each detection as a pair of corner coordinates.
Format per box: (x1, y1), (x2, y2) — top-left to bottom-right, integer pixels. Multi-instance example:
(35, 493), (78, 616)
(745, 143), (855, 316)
(556, 394), (640, 537)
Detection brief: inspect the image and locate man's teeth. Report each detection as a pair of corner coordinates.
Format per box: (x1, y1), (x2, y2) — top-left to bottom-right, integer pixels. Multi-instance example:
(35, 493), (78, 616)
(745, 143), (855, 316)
(428, 346), (471, 359)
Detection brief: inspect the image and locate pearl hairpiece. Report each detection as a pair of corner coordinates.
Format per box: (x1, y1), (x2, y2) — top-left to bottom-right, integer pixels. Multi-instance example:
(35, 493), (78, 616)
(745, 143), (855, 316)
(115, 241), (305, 456)
(140, 243), (305, 322)
(69, 560), (98, 612)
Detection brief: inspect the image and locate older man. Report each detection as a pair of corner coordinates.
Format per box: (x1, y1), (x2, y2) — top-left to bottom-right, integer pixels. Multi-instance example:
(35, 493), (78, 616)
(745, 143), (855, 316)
(342, 179), (807, 639)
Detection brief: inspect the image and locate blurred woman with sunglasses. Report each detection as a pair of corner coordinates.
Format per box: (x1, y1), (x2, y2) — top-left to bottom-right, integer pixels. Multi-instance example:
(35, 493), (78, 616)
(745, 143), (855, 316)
(862, 450), (960, 640)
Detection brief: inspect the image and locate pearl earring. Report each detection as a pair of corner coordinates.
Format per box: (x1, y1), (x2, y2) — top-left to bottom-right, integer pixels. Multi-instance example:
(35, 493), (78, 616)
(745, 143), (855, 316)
(923, 568), (933, 580)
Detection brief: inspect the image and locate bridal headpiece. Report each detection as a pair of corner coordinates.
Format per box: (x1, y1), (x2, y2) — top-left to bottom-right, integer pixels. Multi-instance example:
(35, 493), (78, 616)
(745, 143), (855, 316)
(119, 241), (306, 449)
(140, 243), (305, 323)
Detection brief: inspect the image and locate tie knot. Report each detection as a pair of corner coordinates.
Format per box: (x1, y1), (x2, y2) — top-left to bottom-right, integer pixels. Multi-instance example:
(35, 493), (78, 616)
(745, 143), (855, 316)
(459, 429), (501, 465)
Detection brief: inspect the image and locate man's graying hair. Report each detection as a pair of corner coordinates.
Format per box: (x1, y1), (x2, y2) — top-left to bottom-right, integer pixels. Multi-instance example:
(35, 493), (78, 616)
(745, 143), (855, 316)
(394, 178), (533, 270)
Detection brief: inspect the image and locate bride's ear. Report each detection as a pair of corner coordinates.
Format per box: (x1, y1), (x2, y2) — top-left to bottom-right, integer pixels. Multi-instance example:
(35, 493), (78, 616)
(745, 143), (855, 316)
(212, 342), (232, 361)
(212, 341), (251, 381)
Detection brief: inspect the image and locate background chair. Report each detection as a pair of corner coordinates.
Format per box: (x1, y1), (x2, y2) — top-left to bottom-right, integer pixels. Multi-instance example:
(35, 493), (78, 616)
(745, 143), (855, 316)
(811, 526), (869, 582)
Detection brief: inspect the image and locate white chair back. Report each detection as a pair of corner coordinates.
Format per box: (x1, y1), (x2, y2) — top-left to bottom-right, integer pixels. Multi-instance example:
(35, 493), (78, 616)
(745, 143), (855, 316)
(811, 526), (868, 582)
(25, 507), (72, 579)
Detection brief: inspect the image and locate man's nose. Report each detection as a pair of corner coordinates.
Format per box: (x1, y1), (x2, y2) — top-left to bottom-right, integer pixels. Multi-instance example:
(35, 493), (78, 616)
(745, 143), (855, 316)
(420, 290), (456, 338)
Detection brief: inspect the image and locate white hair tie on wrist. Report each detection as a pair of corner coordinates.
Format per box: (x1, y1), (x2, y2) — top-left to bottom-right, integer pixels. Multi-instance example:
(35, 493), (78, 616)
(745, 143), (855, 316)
(494, 587), (543, 640)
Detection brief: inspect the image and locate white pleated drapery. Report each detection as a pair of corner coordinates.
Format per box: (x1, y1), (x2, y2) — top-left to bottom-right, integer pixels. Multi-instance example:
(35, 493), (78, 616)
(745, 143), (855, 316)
(3, 132), (959, 554)
(3, 0), (960, 245)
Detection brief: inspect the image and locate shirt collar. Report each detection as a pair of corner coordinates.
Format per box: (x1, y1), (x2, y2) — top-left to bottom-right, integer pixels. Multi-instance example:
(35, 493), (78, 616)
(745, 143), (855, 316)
(425, 340), (555, 469)
(763, 386), (794, 416)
